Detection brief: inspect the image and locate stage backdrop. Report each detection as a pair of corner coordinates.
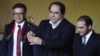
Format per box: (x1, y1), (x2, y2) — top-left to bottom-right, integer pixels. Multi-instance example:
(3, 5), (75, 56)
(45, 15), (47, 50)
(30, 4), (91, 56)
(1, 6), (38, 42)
(0, 0), (100, 34)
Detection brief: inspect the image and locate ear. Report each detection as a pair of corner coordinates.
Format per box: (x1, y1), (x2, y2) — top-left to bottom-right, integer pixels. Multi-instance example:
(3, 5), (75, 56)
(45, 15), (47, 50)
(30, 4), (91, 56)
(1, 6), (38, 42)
(88, 25), (92, 30)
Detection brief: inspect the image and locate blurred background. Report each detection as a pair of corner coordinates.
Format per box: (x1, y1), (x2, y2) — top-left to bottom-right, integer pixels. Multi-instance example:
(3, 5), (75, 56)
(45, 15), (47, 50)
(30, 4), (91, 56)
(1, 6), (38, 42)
(0, 0), (100, 39)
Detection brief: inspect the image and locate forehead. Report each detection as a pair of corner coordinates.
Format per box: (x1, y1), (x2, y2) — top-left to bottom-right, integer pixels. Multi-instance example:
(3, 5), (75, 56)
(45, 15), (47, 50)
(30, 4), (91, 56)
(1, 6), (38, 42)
(77, 21), (86, 27)
(50, 4), (60, 11)
(13, 8), (24, 12)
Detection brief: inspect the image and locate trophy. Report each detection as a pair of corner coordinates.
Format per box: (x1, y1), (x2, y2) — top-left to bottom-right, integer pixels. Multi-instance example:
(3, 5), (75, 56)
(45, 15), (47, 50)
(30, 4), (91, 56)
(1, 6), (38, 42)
(27, 16), (34, 24)
(27, 16), (35, 31)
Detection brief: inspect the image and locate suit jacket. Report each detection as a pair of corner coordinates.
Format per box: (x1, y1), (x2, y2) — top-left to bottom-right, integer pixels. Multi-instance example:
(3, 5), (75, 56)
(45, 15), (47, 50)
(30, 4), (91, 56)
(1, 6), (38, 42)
(0, 19), (37, 56)
(74, 31), (100, 56)
(33, 19), (75, 56)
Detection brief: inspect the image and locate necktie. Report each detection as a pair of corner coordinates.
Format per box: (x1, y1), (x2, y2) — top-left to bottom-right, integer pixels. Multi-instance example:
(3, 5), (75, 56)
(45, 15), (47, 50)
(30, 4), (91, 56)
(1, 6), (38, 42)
(17, 25), (22, 56)
(82, 36), (86, 47)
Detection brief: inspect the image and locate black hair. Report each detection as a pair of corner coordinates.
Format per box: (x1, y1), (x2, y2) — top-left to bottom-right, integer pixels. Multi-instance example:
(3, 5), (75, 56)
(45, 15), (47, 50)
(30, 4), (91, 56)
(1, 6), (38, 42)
(49, 1), (65, 15)
(12, 3), (27, 13)
(77, 15), (93, 26)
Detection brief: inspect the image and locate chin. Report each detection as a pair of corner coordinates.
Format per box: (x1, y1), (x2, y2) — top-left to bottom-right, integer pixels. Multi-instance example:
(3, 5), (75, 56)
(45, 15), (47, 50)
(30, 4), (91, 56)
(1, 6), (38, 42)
(16, 21), (22, 24)
(51, 21), (56, 23)
(79, 34), (84, 36)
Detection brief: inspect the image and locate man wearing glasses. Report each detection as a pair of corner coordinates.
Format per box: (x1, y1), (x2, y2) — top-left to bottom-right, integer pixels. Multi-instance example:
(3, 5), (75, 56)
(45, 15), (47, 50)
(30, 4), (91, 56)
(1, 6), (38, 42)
(0, 3), (37, 56)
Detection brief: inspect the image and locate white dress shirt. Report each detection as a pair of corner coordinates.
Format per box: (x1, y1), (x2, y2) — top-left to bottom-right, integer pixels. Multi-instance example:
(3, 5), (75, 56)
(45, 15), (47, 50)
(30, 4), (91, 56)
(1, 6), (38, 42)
(49, 18), (63, 29)
(82, 30), (93, 45)
(13, 21), (25, 56)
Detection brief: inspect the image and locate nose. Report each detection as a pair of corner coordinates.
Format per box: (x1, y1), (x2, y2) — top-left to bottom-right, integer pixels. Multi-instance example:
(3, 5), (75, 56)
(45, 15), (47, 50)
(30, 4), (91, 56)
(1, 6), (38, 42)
(51, 13), (55, 17)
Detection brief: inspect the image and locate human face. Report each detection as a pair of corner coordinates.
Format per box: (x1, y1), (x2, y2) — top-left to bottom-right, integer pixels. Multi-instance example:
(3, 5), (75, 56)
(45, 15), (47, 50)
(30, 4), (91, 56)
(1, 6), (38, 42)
(49, 4), (63, 24)
(13, 8), (25, 24)
(76, 21), (91, 36)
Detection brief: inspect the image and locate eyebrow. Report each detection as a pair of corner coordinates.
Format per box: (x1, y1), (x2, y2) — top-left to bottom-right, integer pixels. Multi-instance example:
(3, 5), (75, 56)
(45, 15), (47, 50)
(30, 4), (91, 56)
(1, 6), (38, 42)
(49, 11), (59, 14)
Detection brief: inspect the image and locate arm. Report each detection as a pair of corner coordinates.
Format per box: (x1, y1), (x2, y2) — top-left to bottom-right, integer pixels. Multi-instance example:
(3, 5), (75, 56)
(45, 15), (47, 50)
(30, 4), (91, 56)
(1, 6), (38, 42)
(43, 26), (75, 48)
(28, 20), (75, 49)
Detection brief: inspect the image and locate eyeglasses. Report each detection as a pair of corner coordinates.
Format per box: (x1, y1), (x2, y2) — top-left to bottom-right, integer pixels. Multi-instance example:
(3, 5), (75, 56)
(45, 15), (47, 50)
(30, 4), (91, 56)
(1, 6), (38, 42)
(13, 13), (24, 15)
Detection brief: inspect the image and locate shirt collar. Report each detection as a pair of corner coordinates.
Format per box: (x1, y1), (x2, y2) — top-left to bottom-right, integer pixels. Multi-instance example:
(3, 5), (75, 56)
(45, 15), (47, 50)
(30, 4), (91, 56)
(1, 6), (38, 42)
(85, 30), (93, 38)
(15, 21), (25, 29)
(49, 18), (63, 29)
(82, 30), (93, 44)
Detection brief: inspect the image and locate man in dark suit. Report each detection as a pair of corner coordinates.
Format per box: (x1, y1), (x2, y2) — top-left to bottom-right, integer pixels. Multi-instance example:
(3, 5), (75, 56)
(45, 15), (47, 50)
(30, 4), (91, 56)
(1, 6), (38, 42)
(74, 15), (100, 56)
(27, 1), (75, 56)
(0, 3), (37, 56)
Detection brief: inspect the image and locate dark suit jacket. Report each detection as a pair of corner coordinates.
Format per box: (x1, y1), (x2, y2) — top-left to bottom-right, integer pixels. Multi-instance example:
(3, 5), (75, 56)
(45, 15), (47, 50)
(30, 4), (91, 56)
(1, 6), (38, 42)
(33, 19), (75, 56)
(74, 31), (100, 56)
(0, 19), (37, 56)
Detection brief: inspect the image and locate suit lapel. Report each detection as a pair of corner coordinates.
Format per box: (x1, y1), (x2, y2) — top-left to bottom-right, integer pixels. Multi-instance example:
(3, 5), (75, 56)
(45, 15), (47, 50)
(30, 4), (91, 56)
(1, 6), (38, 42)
(83, 32), (96, 49)
(22, 21), (29, 41)
(78, 36), (84, 48)
(21, 21), (29, 55)
(74, 35), (85, 53)
(75, 35), (83, 49)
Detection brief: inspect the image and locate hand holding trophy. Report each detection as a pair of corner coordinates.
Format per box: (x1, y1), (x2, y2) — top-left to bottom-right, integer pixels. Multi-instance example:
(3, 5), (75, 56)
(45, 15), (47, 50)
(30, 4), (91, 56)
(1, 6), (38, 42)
(27, 16), (34, 24)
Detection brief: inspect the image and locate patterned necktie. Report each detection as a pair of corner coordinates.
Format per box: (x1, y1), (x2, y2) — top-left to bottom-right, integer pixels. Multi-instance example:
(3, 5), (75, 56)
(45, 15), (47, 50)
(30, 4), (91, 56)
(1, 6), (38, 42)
(17, 25), (22, 56)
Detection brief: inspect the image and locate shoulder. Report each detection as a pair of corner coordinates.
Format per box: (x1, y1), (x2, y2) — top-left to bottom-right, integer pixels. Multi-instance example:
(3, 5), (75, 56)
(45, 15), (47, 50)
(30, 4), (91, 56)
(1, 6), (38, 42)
(74, 33), (80, 39)
(92, 32), (100, 45)
(62, 18), (75, 28)
(92, 31), (100, 38)
(94, 33), (100, 40)
(4, 20), (15, 29)
(88, 31), (100, 43)
(39, 19), (49, 26)
(40, 19), (49, 23)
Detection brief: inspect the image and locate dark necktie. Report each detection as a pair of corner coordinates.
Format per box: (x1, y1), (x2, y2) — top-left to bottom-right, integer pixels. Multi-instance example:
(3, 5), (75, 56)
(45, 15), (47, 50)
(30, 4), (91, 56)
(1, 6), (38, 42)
(17, 25), (22, 56)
